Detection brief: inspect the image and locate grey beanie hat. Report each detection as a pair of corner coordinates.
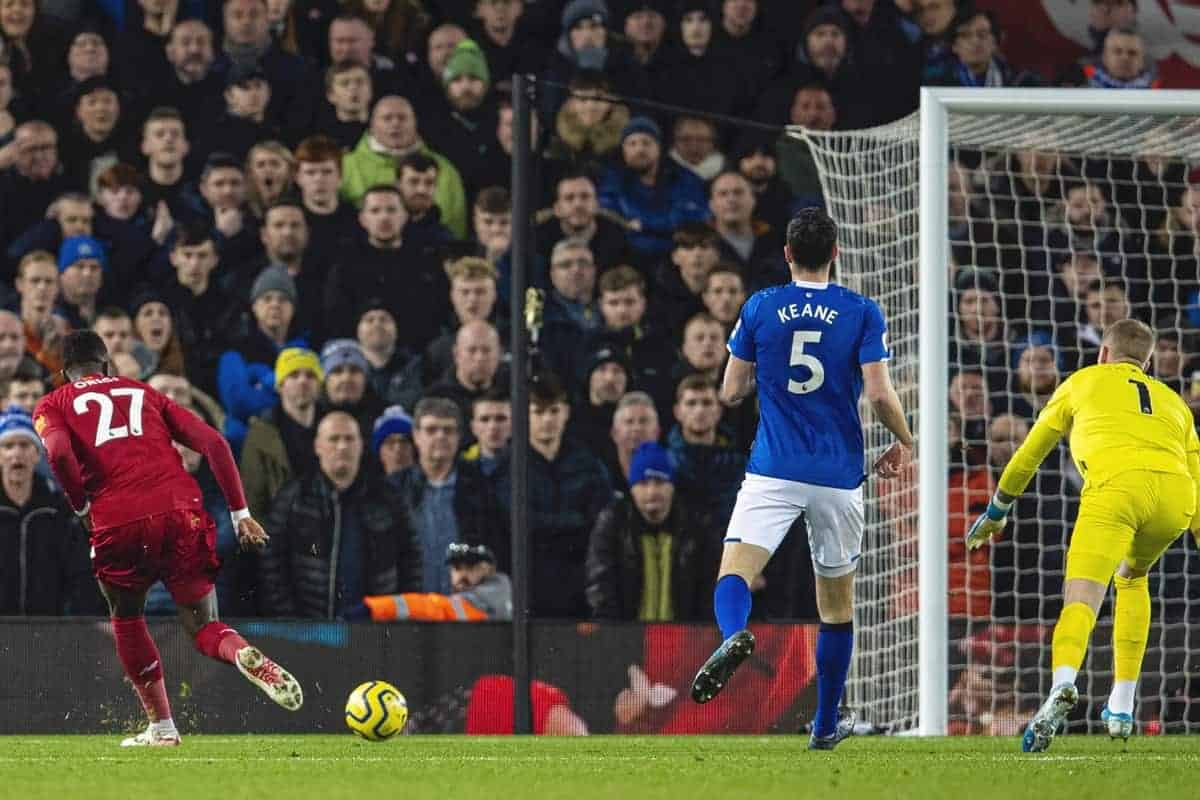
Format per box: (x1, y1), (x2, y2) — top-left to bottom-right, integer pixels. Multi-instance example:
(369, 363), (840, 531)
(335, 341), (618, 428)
(249, 264), (298, 305)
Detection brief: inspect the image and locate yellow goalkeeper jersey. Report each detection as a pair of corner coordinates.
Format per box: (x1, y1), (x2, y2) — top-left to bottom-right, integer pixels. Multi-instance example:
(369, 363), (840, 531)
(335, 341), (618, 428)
(998, 362), (1200, 498)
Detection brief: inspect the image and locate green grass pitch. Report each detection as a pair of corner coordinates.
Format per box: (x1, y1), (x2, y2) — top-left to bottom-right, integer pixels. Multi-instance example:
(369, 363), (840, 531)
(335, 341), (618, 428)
(3, 735), (1197, 800)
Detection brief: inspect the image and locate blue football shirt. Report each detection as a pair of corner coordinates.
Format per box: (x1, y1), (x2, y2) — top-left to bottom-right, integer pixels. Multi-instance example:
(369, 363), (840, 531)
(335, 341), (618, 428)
(727, 280), (891, 489)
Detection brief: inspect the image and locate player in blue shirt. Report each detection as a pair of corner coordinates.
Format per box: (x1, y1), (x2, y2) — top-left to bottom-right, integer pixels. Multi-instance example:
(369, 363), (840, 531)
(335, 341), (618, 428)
(689, 208), (914, 750)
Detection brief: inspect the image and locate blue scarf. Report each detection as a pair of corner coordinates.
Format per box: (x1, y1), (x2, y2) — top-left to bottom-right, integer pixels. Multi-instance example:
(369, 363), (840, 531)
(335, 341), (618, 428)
(956, 58), (1005, 88)
(1088, 64), (1157, 90)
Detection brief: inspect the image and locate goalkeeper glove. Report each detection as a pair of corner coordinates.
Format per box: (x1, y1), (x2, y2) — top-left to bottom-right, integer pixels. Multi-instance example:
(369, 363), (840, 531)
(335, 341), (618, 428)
(965, 496), (1012, 550)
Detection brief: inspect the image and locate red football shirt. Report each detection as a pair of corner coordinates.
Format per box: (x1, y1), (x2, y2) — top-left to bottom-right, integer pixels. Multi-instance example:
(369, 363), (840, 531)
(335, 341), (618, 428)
(465, 675), (570, 735)
(34, 373), (248, 530)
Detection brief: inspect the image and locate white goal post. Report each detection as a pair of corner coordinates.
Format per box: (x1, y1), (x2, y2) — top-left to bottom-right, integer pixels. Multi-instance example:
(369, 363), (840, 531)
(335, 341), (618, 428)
(792, 88), (1200, 737)
(919, 88), (1200, 736)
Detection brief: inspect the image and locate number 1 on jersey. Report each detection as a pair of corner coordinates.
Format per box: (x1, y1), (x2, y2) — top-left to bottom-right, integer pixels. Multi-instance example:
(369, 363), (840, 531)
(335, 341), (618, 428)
(73, 388), (146, 447)
(1128, 379), (1153, 415)
(788, 331), (825, 394)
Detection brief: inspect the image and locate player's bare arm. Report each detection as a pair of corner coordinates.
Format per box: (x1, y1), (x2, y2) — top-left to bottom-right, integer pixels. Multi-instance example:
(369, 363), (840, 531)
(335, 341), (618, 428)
(719, 354), (755, 406)
(861, 361), (913, 478)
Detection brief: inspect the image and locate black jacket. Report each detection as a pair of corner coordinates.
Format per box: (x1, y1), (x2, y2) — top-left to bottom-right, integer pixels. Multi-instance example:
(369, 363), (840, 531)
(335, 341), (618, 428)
(653, 44), (746, 121)
(666, 424), (748, 524)
(323, 239), (450, 349)
(0, 474), (104, 615)
(161, 278), (239, 396)
(490, 440), (613, 618)
(585, 494), (721, 621)
(421, 102), (501, 201)
(6, 210), (157, 295)
(0, 167), (74, 258)
(535, 214), (633, 274)
(650, 259), (706, 342)
(212, 46), (315, 145)
(260, 470), (422, 618)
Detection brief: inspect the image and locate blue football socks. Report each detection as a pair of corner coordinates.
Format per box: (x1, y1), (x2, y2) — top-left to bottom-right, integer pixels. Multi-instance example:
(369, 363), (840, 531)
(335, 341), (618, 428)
(813, 621), (854, 737)
(713, 575), (752, 640)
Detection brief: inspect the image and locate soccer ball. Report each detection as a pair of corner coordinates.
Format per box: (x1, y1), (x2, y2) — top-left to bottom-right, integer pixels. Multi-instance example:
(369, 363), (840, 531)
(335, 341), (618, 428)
(345, 680), (408, 741)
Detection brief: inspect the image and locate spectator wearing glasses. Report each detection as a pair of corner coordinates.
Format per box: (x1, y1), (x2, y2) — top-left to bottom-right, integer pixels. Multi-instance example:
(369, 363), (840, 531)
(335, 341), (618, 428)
(544, 237), (600, 334)
(388, 397), (498, 595)
(0, 121), (71, 252)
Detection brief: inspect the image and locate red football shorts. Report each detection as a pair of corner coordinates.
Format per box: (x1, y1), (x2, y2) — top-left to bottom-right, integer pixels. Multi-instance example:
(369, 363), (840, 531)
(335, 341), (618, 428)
(90, 509), (220, 605)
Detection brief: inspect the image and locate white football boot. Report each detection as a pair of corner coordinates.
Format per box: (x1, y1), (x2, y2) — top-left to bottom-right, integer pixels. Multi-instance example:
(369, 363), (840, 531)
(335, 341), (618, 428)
(1101, 706), (1134, 742)
(1022, 683), (1078, 753)
(236, 646), (304, 711)
(120, 723), (181, 747)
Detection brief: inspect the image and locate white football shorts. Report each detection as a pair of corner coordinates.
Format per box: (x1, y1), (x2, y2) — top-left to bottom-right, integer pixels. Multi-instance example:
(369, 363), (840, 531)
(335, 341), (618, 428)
(724, 473), (864, 578)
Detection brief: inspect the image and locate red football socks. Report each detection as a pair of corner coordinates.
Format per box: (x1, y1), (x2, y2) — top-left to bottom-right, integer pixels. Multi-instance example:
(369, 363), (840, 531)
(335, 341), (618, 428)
(194, 621), (250, 665)
(111, 616), (172, 722)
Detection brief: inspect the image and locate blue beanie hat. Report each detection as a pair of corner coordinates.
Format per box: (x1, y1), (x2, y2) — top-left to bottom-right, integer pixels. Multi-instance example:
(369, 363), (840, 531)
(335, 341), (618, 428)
(320, 338), (370, 376)
(58, 235), (107, 273)
(620, 115), (661, 145)
(628, 441), (674, 487)
(0, 405), (42, 450)
(372, 405), (413, 454)
(562, 0), (609, 32)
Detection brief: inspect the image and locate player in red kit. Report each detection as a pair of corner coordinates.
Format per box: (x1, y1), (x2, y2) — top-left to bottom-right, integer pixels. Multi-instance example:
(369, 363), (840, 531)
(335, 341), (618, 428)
(34, 331), (303, 746)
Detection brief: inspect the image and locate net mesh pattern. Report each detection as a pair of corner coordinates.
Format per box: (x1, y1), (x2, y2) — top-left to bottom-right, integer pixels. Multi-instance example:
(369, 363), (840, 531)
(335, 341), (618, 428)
(791, 109), (1200, 735)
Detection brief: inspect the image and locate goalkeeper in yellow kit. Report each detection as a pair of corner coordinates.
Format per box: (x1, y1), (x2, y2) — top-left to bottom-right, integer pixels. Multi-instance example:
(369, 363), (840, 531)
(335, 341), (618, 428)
(966, 319), (1200, 753)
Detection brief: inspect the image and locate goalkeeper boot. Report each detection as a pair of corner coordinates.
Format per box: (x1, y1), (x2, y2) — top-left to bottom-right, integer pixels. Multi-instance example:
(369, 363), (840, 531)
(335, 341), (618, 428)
(236, 646), (304, 711)
(120, 722), (181, 747)
(1101, 706), (1134, 742)
(809, 708), (857, 751)
(1021, 683), (1078, 753)
(690, 629), (755, 704)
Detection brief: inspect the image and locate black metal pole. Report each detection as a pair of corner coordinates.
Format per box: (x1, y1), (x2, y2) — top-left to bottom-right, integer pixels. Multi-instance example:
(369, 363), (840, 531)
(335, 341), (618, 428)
(509, 72), (533, 736)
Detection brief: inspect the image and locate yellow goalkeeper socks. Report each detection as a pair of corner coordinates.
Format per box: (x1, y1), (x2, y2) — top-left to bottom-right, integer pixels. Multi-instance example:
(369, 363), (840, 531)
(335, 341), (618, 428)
(1051, 601), (1098, 686)
(1110, 574), (1151, 715)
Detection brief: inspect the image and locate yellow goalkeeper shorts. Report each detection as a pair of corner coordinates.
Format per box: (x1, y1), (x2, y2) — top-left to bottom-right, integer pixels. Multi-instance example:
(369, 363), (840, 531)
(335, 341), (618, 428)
(1066, 470), (1194, 584)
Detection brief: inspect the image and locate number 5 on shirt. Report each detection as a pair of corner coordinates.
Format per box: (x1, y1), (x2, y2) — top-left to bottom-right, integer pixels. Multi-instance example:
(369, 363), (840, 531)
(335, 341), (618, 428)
(789, 331), (825, 395)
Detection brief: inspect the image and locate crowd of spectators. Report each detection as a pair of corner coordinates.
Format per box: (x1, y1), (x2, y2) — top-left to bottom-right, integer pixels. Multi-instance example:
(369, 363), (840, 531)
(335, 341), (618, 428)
(0, 0), (1195, 658)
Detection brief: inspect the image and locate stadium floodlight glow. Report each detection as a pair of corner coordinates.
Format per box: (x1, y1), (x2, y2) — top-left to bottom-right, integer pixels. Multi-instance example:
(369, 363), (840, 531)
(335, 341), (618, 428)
(790, 88), (1200, 737)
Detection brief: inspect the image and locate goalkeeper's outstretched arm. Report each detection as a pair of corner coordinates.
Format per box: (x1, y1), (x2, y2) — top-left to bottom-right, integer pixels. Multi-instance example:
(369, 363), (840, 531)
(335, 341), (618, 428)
(965, 415), (1066, 550)
(966, 378), (1073, 550)
(994, 419), (1065, 503)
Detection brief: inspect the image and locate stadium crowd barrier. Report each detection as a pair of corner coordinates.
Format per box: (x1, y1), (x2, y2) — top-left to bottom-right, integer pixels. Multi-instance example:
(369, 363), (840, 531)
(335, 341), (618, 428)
(4, 619), (1186, 735)
(0, 621), (819, 735)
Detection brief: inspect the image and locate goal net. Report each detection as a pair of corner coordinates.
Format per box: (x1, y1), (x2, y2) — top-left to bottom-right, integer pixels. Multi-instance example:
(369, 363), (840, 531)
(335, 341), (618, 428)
(790, 93), (1200, 736)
